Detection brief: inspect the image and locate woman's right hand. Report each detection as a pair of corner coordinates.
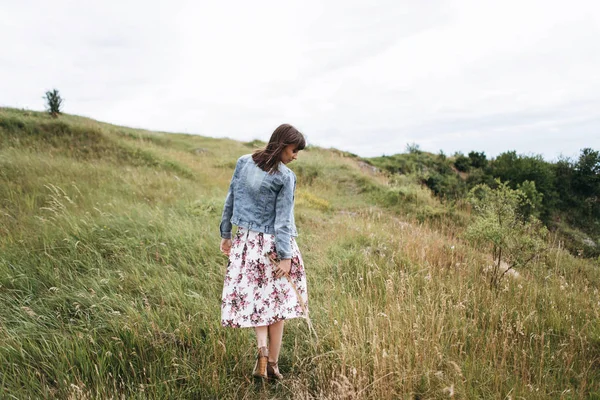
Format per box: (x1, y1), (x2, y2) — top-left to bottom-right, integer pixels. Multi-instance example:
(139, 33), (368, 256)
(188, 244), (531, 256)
(220, 238), (232, 256)
(275, 258), (291, 278)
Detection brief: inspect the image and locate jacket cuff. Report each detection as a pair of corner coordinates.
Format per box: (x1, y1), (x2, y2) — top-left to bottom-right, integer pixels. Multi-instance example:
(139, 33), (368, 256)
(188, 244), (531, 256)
(276, 239), (292, 259)
(219, 219), (232, 239)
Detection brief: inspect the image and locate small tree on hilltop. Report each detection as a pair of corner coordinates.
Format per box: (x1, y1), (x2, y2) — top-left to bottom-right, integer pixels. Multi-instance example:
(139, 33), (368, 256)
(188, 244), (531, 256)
(406, 142), (421, 154)
(465, 179), (548, 289)
(44, 89), (63, 117)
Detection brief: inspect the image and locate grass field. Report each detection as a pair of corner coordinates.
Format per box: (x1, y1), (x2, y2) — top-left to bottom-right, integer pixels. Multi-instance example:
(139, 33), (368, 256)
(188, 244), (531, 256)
(1, 107), (599, 399)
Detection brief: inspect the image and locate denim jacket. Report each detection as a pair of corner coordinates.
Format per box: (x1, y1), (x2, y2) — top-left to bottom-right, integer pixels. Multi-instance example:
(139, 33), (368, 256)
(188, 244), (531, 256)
(219, 154), (298, 259)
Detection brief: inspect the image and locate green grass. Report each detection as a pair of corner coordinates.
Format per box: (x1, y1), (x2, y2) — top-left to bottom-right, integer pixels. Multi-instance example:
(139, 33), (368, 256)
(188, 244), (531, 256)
(1, 107), (599, 398)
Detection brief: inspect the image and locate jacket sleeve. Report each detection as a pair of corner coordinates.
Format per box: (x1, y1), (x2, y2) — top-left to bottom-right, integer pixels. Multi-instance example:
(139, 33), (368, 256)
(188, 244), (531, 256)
(274, 171), (296, 259)
(219, 157), (242, 239)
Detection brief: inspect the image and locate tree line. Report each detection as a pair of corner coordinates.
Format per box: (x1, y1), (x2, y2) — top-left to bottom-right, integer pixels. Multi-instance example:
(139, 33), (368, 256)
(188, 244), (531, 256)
(369, 146), (600, 257)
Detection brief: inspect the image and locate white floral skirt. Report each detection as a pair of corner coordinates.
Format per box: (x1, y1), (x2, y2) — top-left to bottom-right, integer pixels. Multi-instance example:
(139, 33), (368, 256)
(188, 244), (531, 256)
(221, 227), (309, 328)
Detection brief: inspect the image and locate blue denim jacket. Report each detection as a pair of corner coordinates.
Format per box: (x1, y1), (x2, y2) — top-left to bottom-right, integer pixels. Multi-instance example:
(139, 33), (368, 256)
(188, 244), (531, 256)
(219, 154), (298, 259)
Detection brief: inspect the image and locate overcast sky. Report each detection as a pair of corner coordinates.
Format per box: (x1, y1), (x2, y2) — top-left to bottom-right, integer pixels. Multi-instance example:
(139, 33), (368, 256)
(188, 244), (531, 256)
(1, 0), (599, 160)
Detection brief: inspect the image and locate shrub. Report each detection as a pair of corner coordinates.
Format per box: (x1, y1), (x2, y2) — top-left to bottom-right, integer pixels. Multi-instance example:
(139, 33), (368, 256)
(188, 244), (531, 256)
(465, 180), (548, 289)
(573, 148), (600, 199)
(489, 151), (557, 220)
(468, 151), (487, 169)
(405, 142), (422, 154)
(44, 89), (63, 117)
(516, 180), (544, 219)
(424, 172), (466, 200)
(454, 154), (471, 172)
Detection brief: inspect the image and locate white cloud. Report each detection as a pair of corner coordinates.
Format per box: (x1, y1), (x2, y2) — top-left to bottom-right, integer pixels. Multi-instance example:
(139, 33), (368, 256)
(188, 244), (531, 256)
(1, 0), (599, 160)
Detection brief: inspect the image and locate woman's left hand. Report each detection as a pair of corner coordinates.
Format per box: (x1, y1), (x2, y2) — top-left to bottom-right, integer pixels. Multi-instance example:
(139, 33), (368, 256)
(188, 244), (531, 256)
(220, 239), (232, 256)
(275, 258), (291, 278)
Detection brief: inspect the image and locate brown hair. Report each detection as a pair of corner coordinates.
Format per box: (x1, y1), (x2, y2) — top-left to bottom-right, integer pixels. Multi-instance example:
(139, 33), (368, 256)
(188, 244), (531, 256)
(252, 124), (306, 173)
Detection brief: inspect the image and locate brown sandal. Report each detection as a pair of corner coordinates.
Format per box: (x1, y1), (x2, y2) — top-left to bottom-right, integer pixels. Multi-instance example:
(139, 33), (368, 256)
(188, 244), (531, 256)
(252, 346), (269, 379)
(267, 361), (283, 380)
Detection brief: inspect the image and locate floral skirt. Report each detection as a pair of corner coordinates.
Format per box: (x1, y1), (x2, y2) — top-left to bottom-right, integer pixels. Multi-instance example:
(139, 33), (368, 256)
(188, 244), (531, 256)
(221, 227), (309, 328)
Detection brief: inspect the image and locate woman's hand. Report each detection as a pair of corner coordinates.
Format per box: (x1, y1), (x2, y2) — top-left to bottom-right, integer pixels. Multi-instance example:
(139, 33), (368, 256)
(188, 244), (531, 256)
(220, 238), (232, 256)
(275, 258), (291, 279)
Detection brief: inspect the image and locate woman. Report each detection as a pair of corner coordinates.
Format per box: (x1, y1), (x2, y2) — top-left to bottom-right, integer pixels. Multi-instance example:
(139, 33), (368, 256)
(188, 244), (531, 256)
(219, 124), (308, 380)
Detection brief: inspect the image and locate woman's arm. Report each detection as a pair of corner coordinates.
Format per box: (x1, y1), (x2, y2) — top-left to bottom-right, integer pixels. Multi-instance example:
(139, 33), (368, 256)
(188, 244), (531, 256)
(219, 183), (234, 240)
(219, 157), (242, 241)
(274, 172), (296, 262)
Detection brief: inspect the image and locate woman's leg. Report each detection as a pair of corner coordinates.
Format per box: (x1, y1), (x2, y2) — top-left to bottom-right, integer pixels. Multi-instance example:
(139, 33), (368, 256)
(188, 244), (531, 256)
(267, 320), (285, 362)
(253, 325), (269, 378)
(255, 325), (268, 348)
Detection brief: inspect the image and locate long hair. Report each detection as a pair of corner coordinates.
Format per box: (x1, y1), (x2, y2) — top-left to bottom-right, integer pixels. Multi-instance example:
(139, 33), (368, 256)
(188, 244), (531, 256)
(252, 124), (306, 173)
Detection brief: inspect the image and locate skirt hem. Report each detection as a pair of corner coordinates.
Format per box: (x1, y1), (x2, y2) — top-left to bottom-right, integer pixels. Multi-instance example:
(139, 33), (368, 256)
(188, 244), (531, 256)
(221, 313), (307, 328)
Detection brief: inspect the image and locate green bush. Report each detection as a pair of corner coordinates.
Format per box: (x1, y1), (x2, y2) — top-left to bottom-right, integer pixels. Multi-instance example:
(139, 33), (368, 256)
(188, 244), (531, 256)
(516, 180), (544, 220)
(424, 172), (466, 200)
(465, 180), (548, 289)
(468, 151), (487, 169)
(44, 89), (63, 117)
(489, 151), (557, 220)
(454, 154), (471, 172)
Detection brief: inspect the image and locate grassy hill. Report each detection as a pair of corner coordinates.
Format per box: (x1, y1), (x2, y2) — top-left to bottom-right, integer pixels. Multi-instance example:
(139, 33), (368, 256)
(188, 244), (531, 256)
(1, 107), (599, 399)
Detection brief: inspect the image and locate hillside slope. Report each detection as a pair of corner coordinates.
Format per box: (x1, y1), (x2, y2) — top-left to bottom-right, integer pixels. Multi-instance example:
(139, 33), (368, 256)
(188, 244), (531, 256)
(1, 108), (599, 399)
